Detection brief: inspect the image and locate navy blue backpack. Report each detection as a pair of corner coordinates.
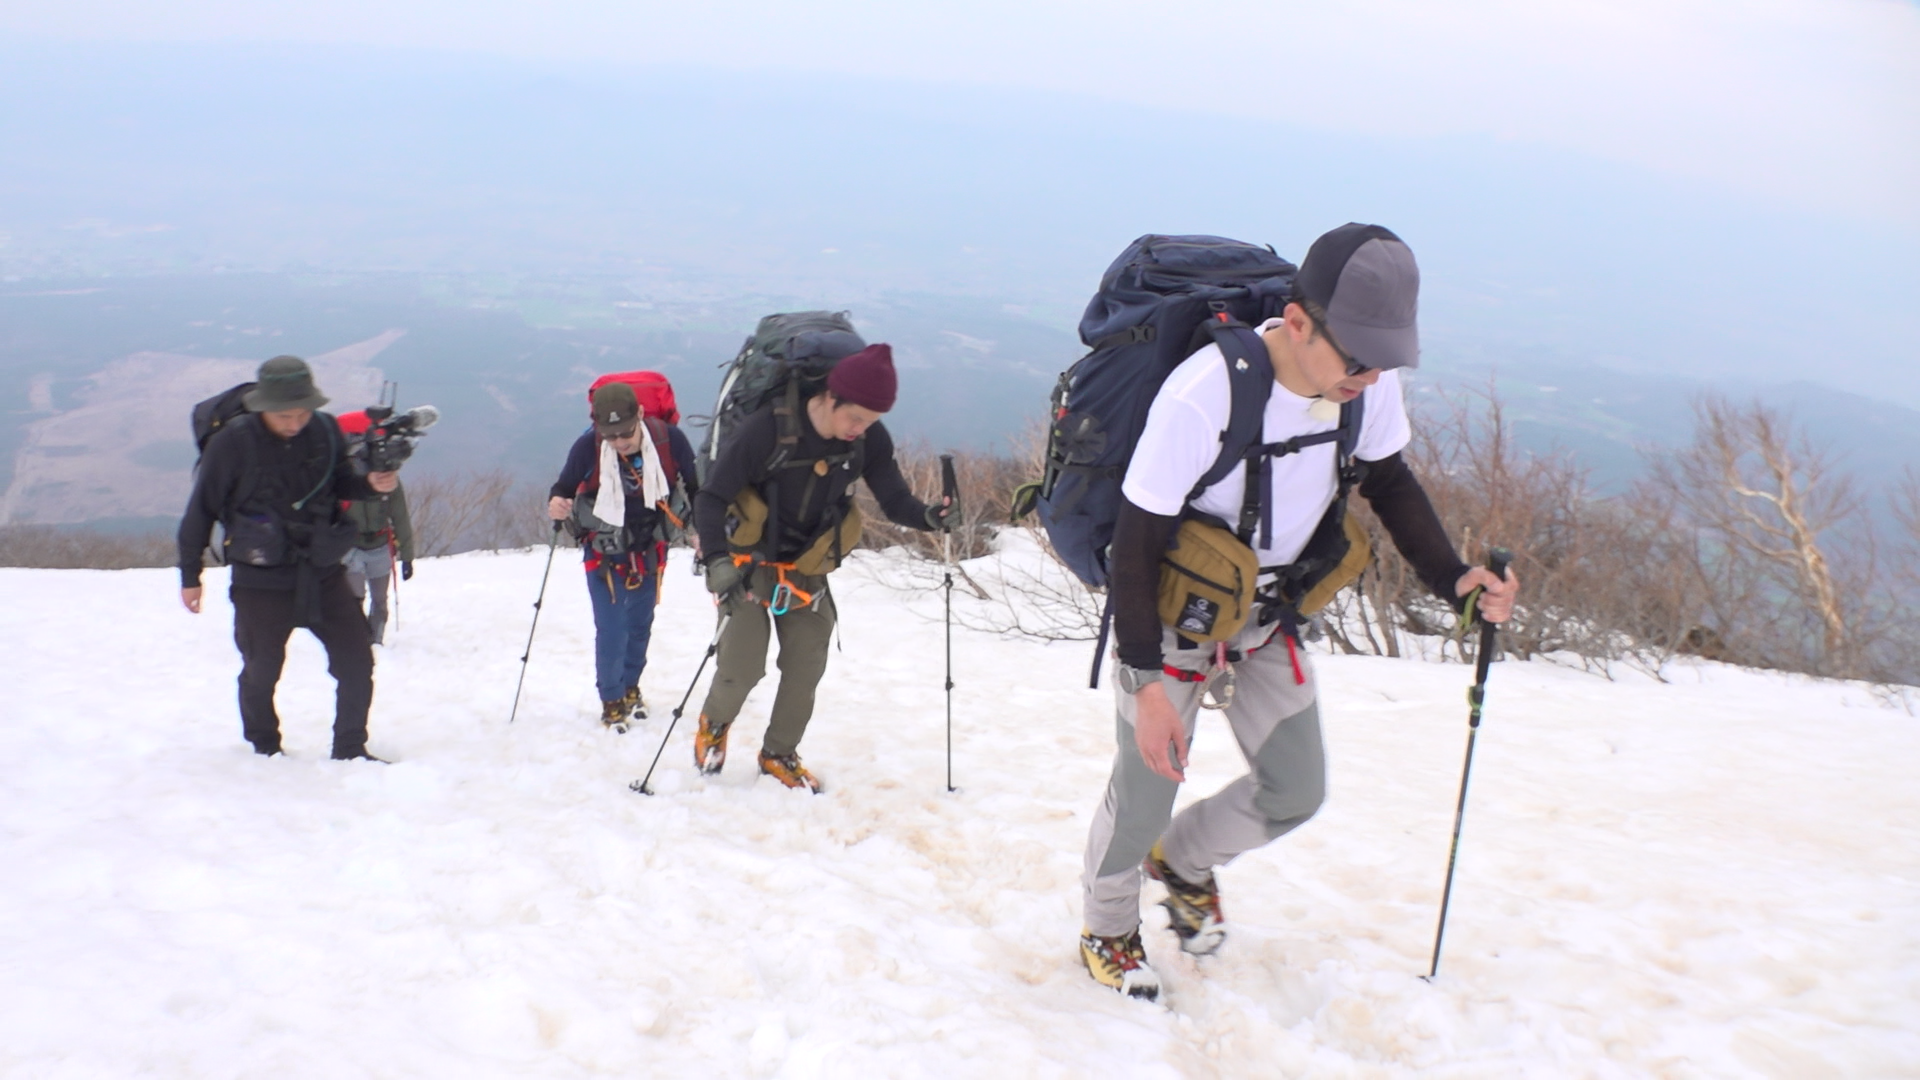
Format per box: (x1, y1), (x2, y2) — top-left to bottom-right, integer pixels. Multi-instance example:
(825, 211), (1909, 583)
(1016, 235), (1301, 589)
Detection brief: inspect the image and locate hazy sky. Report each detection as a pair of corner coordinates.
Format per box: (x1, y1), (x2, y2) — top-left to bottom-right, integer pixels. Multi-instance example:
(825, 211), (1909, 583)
(6, 0), (1917, 226)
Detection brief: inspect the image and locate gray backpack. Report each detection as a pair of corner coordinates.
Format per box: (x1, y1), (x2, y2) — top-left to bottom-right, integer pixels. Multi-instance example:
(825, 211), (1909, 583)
(696, 311), (867, 483)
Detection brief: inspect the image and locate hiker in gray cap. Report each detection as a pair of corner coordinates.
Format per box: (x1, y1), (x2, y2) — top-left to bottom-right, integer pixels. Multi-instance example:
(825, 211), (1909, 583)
(1076, 224), (1520, 998)
(176, 355), (403, 761)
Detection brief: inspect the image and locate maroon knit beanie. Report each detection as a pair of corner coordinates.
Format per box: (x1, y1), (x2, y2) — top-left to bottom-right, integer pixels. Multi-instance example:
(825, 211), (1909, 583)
(826, 343), (898, 413)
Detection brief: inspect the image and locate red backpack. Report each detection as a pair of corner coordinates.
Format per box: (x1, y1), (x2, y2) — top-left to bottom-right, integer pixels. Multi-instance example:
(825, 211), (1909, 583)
(583, 373), (681, 486)
(587, 371), (680, 426)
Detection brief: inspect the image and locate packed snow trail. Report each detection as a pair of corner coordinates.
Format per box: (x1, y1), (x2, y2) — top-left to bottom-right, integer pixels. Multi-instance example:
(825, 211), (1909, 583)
(2, 547), (1917, 1077)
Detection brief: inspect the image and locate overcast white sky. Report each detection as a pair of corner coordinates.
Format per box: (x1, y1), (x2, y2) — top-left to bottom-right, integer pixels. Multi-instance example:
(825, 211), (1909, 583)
(6, 0), (1917, 225)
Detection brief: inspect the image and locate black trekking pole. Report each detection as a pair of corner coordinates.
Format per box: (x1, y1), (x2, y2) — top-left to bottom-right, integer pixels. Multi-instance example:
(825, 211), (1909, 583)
(1424, 547), (1513, 980)
(631, 610), (733, 796)
(507, 522), (563, 725)
(939, 453), (959, 794)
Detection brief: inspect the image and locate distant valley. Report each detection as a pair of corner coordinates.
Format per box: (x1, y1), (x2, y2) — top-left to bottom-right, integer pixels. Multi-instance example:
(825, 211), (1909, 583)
(5, 272), (1916, 533)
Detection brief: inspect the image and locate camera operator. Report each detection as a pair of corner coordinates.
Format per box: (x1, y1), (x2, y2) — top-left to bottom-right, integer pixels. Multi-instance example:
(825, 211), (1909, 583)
(177, 356), (401, 761)
(337, 408), (424, 647)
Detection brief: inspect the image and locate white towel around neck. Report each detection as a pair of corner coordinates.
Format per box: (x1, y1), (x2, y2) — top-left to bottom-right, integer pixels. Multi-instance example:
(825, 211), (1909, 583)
(592, 426), (671, 528)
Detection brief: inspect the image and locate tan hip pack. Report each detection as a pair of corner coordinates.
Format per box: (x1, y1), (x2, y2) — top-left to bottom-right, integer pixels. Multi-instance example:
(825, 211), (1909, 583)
(727, 486), (863, 576)
(1158, 520), (1261, 644)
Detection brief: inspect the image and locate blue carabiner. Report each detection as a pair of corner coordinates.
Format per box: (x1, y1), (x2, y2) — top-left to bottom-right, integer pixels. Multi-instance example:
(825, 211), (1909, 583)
(769, 582), (793, 616)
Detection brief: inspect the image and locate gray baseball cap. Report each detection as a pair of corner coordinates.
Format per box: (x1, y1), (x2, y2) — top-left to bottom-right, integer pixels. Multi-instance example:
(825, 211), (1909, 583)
(243, 355), (330, 412)
(1294, 223), (1420, 371)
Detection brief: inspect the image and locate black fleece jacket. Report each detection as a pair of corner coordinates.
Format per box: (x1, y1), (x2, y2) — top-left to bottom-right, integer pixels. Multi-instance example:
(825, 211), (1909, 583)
(1111, 451), (1470, 669)
(694, 405), (930, 562)
(177, 412), (379, 590)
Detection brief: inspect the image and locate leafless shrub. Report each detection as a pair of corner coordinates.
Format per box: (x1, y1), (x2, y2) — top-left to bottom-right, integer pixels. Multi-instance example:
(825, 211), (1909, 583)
(852, 439), (1023, 565)
(1311, 384), (1713, 678)
(0, 525), (176, 569)
(853, 425), (1104, 642)
(1648, 395), (1903, 682)
(406, 469), (553, 556)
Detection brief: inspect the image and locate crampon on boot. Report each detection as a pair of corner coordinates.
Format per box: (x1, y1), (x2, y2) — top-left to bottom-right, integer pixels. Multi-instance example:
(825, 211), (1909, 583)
(756, 751), (824, 794)
(1145, 839), (1226, 955)
(1080, 928), (1160, 1001)
(621, 685), (648, 722)
(694, 714), (730, 776)
(599, 698), (630, 735)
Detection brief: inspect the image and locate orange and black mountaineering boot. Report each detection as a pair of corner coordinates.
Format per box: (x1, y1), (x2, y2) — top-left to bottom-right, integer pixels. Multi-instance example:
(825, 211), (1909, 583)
(694, 714), (730, 775)
(757, 751), (825, 794)
(600, 698), (630, 734)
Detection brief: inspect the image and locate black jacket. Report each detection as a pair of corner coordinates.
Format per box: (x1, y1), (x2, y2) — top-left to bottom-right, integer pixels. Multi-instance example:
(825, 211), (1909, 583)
(694, 405), (929, 562)
(178, 412), (378, 590)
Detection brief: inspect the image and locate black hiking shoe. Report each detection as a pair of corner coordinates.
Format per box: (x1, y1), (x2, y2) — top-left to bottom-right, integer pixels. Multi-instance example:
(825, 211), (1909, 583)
(600, 698), (631, 734)
(1144, 839), (1226, 955)
(331, 749), (390, 763)
(1080, 928), (1161, 1001)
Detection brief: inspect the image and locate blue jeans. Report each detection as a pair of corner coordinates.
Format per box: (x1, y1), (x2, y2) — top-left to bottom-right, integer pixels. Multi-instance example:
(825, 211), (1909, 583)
(586, 563), (658, 702)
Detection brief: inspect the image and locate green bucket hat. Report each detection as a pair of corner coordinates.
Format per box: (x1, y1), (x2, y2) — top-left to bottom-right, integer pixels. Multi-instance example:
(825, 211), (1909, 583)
(243, 355), (330, 412)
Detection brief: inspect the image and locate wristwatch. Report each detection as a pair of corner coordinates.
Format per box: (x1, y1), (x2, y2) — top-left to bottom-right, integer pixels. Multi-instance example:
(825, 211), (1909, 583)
(1115, 664), (1164, 695)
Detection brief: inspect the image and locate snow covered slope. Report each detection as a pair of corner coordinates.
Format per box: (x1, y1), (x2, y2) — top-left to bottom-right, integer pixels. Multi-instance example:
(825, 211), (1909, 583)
(2, 548), (1916, 1077)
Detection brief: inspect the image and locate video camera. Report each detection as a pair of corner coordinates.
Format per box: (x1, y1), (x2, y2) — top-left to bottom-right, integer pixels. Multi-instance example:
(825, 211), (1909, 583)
(349, 382), (439, 474)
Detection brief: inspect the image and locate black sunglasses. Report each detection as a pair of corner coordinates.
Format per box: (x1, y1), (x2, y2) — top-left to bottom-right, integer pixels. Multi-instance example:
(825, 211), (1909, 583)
(1312, 317), (1372, 377)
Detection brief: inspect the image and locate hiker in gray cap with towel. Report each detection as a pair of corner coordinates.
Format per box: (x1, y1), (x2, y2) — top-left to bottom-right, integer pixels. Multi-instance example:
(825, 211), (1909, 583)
(1076, 225), (1520, 999)
(177, 355), (403, 761)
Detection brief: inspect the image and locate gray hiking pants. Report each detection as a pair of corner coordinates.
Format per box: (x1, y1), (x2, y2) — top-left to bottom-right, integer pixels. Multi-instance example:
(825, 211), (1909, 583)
(341, 544), (394, 645)
(1081, 619), (1326, 937)
(697, 566), (836, 758)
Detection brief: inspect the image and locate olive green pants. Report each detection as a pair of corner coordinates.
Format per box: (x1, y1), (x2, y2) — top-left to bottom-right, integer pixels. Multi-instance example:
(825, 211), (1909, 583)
(697, 566), (836, 757)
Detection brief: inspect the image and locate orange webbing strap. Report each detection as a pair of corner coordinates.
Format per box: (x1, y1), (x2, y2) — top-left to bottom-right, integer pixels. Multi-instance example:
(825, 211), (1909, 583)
(726, 554), (815, 613)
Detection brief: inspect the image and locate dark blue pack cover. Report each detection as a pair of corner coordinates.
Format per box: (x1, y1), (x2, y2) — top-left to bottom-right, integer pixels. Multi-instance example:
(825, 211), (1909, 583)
(1035, 235), (1297, 588)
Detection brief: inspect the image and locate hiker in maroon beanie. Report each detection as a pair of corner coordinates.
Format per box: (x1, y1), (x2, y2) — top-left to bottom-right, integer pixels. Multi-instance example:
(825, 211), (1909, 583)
(690, 343), (956, 792)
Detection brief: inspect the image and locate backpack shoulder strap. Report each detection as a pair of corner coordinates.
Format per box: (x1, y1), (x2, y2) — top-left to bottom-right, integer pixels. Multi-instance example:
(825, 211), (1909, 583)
(767, 376), (804, 473)
(1186, 320), (1272, 501)
(1334, 389), (1367, 497)
(643, 416), (677, 484)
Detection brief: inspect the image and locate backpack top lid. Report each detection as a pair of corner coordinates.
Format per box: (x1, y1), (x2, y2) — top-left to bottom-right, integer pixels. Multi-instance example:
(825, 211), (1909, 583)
(1078, 234), (1297, 350)
(587, 371), (680, 426)
(749, 310), (864, 365)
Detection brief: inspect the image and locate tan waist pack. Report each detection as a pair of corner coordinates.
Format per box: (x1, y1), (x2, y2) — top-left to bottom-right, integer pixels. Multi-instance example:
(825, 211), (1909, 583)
(727, 486), (863, 576)
(1294, 514), (1371, 616)
(1158, 520), (1262, 644)
(1158, 512), (1374, 642)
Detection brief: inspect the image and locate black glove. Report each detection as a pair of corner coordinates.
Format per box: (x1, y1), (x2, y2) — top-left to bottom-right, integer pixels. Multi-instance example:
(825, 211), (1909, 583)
(401, 560), (414, 581)
(924, 496), (960, 532)
(705, 555), (746, 598)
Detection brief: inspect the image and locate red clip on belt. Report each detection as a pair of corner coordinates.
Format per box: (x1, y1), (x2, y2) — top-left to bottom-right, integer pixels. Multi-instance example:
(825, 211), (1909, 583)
(1161, 627), (1304, 686)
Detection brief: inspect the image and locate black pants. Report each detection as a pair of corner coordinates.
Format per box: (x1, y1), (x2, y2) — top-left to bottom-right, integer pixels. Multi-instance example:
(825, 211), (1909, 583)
(231, 569), (375, 756)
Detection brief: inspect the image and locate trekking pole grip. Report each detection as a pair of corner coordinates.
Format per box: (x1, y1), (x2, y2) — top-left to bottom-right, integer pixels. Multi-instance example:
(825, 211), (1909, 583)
(1468, 547), (1512, 725)
(1485, 547), (1511, 582)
